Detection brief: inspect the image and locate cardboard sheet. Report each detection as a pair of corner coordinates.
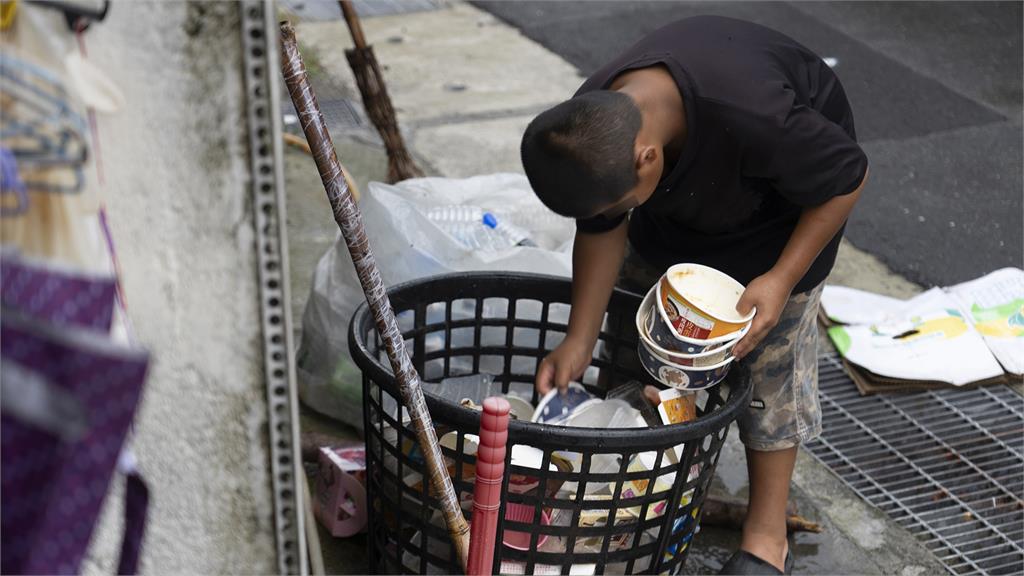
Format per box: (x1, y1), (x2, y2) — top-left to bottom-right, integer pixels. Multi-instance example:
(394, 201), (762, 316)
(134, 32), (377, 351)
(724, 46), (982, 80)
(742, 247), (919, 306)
(821, 269), (1023, 393)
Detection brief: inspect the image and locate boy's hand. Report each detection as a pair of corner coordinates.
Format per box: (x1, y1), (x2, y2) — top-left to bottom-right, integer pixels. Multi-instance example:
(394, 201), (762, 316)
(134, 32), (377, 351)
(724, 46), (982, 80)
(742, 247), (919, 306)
(732, 271), (795, 360)
(535, 336), (592, 395)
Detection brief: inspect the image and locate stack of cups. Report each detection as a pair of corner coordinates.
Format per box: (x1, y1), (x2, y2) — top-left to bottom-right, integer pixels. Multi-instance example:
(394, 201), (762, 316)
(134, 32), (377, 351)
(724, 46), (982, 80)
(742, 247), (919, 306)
(636, 264), (756, 391)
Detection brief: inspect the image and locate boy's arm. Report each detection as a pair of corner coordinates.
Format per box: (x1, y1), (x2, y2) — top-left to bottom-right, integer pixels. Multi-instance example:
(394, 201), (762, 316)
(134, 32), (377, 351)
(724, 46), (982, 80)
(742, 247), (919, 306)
(732, 168), (869, 359)
(535, 218), (629, 393)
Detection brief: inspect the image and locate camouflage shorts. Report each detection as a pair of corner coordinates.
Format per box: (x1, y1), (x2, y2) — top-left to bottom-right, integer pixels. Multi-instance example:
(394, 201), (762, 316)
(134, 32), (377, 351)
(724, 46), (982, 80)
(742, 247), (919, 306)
(613, 245), (823, 452)
(736, 282), (823, 451)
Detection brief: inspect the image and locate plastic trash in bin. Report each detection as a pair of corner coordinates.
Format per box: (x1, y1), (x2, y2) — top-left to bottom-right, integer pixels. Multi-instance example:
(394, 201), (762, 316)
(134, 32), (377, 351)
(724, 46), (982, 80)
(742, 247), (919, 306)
(350, 272), (753, 575)
(531, 382), (596, 424)
(429, 374), (535, 420)
(432, 373), (502, 405)
(606, 381), (661, 427)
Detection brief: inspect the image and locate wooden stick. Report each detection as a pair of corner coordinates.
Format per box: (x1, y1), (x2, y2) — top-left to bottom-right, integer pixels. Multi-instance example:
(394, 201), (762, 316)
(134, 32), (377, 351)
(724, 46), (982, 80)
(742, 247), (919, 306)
(336, 0), (424, 183)
(282, 132), (361, 201)
(338, 0), (367, 49)
(785, 514), (824, 534)
(283, 131), (313, 155)
(279, 21), (471, 572)
(300, 466), (326, 575)
(701, 495), (824, 534)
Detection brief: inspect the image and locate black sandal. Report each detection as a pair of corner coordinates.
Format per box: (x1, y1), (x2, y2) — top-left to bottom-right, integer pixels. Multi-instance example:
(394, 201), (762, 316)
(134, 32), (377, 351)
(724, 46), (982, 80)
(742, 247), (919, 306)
(719, 547), (794, 575)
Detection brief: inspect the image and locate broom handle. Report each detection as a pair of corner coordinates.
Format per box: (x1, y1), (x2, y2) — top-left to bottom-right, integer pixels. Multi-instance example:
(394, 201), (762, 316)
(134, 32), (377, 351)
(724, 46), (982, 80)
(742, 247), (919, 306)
(338, 1), (368, 49)
(279, 21), (471, 572)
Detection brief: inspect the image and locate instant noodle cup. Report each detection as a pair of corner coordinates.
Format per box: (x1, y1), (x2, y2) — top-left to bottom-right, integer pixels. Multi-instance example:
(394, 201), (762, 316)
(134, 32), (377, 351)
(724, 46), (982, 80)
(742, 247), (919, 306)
(641, 306), (740, 367)
(638, 284), (749, 355)
(502, 503), (551, 550)
(656, 263), (755, 341)
(508, 444), (563, 494)
(637, 339), (734, 391)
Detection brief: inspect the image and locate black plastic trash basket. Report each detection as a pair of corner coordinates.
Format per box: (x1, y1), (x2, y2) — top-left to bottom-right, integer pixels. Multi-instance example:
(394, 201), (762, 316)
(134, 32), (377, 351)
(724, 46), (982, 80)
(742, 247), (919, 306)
(349, 272), (752, 575)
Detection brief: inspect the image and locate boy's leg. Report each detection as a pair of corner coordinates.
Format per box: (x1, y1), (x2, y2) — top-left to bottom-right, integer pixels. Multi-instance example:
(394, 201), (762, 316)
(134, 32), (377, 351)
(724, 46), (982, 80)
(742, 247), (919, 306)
(742, 446), (798, 571)
(732, 284), (824, 572)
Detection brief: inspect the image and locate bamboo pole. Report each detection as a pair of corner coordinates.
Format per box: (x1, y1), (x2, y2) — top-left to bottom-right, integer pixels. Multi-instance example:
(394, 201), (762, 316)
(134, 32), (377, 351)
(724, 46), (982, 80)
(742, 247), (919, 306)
(279, 21), (471, 572)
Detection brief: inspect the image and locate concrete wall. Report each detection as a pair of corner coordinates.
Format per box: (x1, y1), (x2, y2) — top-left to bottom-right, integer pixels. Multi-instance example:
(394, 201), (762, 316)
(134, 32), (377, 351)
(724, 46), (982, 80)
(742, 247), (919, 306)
(75, 2), (276, 573)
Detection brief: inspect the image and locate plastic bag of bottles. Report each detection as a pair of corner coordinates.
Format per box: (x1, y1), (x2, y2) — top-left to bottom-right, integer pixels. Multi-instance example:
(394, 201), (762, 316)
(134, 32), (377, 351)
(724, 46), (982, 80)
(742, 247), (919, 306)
(297, 173), (574, 429)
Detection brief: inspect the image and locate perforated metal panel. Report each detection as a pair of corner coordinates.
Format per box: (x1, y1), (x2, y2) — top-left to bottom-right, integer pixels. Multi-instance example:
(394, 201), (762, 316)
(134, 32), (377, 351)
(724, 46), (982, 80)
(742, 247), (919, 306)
(240, 2), (307, 574)
(808, 353), (1023, 575)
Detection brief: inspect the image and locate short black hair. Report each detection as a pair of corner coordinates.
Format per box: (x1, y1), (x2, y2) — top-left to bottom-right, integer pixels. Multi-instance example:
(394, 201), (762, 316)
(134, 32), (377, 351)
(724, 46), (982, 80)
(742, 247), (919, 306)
(520, 90), (642, 218)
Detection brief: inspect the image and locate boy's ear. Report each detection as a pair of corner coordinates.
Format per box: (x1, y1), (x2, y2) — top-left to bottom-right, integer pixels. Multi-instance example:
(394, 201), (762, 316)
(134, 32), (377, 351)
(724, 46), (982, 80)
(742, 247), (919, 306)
(635, 144), (658, 171)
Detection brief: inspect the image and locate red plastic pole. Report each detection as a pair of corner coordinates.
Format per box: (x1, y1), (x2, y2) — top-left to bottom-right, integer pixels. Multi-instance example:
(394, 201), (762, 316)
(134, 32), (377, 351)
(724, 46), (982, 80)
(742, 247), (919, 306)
(467, 397), (511, 576)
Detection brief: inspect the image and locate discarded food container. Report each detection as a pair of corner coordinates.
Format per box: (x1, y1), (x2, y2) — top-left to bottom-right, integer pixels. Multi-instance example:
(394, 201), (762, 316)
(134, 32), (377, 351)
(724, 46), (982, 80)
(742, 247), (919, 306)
(503, 502), (551, 550)
(658, 389), (697, 427)
(606, 381), (661, 427)
(503, 395), (535, 421)
(657, 389), (704, 475)
(531, 382), (596, 424)
(650, 263), (754, 350)
(641, 284), (750, 355)
(638, 339), (734, 391)
(557, 398), (647, 495)
(565, 398), (645, 430)
(508, 444), (563, 494)
(438, 432), (563, 495)
(641, 307), (738, 367)
(350, 272), (752, 575)
(313, 445), (368, 537)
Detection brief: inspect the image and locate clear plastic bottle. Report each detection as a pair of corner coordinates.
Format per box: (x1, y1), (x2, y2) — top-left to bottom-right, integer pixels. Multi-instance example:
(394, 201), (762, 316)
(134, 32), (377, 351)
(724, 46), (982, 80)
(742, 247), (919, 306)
(492, 203), (568, 229)
(425, 205), (528, 251)
(487, 214), (537, 247)
(425, 205), (479, 249)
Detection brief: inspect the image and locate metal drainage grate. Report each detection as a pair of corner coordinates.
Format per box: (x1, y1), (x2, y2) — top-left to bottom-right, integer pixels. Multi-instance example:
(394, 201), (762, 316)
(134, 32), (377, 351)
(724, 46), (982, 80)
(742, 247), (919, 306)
(283, 98), (364, 131)
(806, 353), (1023, 575)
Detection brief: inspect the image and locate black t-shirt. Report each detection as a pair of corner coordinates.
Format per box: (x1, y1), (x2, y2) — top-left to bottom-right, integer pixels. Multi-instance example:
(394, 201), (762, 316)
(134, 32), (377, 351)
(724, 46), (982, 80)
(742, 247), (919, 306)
(575, 16), (868, 294)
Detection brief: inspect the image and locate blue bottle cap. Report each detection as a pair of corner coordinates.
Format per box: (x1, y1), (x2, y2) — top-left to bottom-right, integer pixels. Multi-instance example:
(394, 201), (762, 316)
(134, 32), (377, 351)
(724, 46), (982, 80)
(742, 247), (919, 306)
(482, 212), (498, 228)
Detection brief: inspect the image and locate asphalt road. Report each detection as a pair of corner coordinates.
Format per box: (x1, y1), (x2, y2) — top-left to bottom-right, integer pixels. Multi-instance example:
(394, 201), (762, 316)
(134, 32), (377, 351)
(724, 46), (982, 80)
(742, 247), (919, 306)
(475, 1), (1023, 288)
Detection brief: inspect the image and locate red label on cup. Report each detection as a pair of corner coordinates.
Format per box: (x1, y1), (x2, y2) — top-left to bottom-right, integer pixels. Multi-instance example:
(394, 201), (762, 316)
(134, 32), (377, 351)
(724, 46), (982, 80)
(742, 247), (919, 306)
(659, 277), (714, 339)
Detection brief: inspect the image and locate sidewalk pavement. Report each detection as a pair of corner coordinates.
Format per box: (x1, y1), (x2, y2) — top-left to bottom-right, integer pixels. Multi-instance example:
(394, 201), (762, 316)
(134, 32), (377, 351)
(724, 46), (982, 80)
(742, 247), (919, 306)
(285, 2), (943, 573)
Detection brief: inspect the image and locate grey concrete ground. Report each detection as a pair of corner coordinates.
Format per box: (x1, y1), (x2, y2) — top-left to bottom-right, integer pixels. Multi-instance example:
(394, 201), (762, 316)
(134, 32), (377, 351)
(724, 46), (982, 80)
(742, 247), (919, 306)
(280, 2), (967, 574)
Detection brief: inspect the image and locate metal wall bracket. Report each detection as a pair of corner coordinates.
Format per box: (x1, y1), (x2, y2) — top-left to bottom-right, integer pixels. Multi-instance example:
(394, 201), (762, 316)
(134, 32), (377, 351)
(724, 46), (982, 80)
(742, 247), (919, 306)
(240, 1), (307, 574)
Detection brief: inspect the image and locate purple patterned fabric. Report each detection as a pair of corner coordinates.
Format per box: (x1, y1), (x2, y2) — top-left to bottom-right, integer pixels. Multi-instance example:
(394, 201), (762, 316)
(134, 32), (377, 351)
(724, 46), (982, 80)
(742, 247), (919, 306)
(0, 415), (64, 572)
(117, 471), (149, 575)
(0, 254), (117, 332)
(1, 313), (149, 574)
